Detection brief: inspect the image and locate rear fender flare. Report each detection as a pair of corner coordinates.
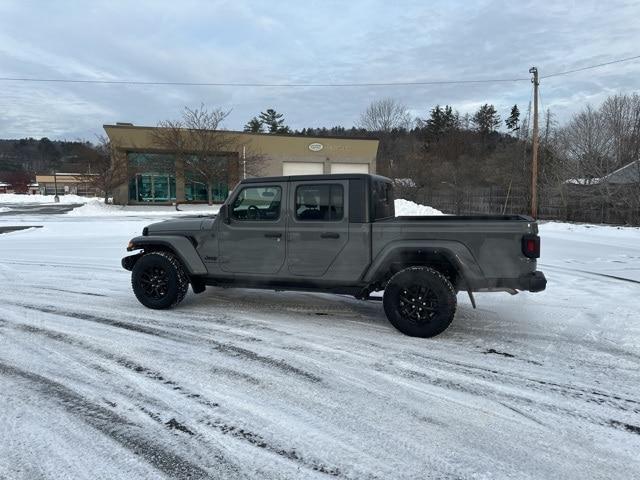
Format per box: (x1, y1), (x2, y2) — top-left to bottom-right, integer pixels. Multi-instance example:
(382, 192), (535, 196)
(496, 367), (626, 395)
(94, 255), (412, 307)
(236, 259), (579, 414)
(363, 240), (485, 286)
(127, 236), (208, 275)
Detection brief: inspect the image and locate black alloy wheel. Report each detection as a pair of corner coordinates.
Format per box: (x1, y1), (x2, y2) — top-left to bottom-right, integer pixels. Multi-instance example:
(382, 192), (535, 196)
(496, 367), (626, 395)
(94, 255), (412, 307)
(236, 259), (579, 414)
(132, 251), (189, 309)
(398, 285), (440, 323)
(383, 267), (457, 338)
(139, 265), (169, 300)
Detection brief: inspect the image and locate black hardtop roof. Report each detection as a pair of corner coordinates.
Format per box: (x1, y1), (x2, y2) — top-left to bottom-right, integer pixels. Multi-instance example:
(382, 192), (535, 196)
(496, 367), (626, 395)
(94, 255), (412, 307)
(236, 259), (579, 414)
(240, 173), (392, 184)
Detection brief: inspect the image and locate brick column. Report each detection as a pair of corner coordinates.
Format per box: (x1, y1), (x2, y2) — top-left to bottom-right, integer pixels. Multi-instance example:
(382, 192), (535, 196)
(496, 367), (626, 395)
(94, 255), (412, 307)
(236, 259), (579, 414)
(114, 149), (129, 205)
(228, 154), (240, 190)
(175, 156), (185, 202)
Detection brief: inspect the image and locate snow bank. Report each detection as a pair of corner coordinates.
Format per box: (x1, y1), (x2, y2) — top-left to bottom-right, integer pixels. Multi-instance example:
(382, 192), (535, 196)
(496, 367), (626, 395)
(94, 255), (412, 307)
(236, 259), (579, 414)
(394, 199), (443, 216)
(0, 193), (100, 204)
(66, 199), (220, 217)
(540, 221), (640, 235)
(65, 200), (127, 217)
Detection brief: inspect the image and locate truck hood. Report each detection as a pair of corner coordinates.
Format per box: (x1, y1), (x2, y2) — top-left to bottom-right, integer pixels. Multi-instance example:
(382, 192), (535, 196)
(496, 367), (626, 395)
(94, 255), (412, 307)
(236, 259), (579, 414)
(145, 217), (207, 234)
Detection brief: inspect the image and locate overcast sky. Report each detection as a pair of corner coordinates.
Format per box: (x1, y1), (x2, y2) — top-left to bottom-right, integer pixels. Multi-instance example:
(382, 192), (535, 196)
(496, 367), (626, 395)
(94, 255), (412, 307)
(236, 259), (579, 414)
(1, 0), (639, 141)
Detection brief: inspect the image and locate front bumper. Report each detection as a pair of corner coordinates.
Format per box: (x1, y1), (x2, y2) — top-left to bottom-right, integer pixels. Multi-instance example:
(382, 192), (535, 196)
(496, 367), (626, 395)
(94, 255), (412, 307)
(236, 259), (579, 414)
(518, 271), (547, 292)
(122, 253), (143, 271)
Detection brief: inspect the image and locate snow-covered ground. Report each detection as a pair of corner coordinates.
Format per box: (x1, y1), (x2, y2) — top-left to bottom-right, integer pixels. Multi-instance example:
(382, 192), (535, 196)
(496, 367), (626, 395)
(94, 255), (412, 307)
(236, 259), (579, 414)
(0, 193), (99, 204)
(0, 196), (221, 218)
(65, 199), (221, 217)
(0, 202), (639, 479)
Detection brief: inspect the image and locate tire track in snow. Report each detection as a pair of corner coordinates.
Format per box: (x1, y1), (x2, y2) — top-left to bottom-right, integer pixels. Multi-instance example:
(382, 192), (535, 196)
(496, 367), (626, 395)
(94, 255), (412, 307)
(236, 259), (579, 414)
(0, 259), (122, 273)
(37, 286), (107, 297)
(198, 419), (343, 478)
(543, 264), (640, 285)
(401, 351), (640, 413)
(10, 302), (323, 384)
(0, 361), (216, 480)
(13, 323), (220, 409)
(332, 327), (640, 417)
(372, 357), (640, 438)
(7, 322), (349, 479)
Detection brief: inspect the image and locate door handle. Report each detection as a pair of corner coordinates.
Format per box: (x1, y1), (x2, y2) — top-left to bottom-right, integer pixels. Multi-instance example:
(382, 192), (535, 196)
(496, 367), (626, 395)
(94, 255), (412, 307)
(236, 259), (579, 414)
(264, 232), (282, 238)
(320, 232), (340, 239)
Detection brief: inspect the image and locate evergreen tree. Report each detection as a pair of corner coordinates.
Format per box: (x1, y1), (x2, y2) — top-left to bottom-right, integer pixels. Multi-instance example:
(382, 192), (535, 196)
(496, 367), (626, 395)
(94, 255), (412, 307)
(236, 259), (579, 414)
(259, 109), (290, 133)
(472, 104), (501, 134)
(424, 105), (459, 139)
(505, 104), (520, 132)
(243, 117), (264, 133)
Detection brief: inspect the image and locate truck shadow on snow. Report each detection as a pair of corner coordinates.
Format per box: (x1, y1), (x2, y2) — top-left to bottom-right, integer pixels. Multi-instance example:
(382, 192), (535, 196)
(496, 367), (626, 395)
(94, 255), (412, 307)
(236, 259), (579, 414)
(187, 287), (503, 340)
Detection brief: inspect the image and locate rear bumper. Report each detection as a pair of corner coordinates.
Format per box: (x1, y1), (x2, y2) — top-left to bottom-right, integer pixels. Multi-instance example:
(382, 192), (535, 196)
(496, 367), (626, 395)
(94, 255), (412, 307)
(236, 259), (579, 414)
(518, 271), (547, 292)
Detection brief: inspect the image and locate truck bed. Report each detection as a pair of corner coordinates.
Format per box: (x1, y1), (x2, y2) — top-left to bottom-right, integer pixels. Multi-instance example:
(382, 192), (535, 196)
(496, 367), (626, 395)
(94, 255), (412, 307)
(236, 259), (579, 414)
(387, 214), (533, 222)
(370, 214), (539, 289)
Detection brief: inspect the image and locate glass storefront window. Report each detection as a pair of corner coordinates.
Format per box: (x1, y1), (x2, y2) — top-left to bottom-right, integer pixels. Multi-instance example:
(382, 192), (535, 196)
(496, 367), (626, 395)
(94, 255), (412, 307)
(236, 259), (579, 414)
(185, 174), (208, 202)
(127, 152), (176, 203)
(185, 160), (229, 203)
(129, 174), (177, 203)
(126, 151), (229, 203)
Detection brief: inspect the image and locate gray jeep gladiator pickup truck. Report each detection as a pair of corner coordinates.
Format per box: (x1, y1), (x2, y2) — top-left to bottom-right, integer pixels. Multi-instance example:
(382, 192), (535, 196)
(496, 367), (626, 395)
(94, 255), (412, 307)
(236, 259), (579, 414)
(123, 173), (546, 337)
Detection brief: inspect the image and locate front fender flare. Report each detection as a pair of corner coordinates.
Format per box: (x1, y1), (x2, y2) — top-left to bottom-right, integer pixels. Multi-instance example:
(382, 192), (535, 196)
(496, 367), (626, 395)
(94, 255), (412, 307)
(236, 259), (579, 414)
(126, 236), (208, 275)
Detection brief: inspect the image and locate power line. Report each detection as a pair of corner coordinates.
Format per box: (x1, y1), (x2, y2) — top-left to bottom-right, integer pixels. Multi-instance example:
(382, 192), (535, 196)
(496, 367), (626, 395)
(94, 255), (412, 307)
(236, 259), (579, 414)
(0, 76), (529, 87)
(541, 54), (640, 79)
(0, 54), (637, 88)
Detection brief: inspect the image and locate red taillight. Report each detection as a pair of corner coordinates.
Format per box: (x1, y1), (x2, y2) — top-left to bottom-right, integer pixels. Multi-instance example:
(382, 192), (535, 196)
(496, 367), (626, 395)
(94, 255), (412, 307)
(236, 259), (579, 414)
(522, 235), (540, 258)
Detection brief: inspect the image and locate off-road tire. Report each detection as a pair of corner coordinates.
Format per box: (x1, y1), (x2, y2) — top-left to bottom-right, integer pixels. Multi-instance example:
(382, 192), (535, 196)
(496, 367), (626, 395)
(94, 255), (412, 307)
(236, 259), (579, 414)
(383, 266), (457, 337)
(131, 251), (189, 309)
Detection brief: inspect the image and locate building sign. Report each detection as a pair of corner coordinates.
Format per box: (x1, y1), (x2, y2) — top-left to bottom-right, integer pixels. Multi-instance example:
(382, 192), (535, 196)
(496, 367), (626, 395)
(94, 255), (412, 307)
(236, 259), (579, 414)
(308, 142), (324, 152)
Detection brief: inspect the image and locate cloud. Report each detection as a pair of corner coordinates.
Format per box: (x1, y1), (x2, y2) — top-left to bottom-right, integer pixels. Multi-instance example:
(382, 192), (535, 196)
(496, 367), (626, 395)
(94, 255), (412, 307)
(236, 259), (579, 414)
(0, 0), (639, 139)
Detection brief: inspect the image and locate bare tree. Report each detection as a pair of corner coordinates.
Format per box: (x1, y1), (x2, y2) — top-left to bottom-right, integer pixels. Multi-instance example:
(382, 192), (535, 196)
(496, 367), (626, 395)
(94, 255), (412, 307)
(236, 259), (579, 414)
(153, 105), (254, 205)
(357, 98), (413, 176)
(601, 93), (640, 168)
(358, 98), (413, 132)
(601, 94), (640, 223)
(74, 136), (130, 203)
(555, 96), (640, 223)
(558, 105), (613, 182)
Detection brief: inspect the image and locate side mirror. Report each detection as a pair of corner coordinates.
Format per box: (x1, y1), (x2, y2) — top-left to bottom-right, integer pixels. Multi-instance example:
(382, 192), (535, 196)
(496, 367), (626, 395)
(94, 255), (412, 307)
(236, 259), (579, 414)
(220, 204), (231, 224)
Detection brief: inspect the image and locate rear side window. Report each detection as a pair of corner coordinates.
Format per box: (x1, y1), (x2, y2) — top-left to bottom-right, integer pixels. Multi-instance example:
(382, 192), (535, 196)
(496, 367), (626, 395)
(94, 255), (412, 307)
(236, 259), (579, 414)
(295, 184), (344, 221)
(371, 180), (395, 220)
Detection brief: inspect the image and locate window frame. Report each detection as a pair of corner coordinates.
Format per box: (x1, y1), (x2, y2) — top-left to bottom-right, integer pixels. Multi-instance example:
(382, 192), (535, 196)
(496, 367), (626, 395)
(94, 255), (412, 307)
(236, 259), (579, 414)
(371, 180), (395, 220)
(294, 183), (345, 222)
(230, 185), (282, 222)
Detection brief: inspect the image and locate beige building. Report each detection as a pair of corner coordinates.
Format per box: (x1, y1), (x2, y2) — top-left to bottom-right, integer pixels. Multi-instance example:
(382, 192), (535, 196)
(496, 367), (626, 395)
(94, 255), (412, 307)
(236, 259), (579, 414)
(104, 124), (379, 205)
(35, 173), (100, 196)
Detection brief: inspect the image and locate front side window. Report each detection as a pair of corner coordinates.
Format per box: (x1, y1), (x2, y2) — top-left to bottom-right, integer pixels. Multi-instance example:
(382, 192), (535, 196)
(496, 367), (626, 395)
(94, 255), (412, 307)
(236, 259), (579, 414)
(295, 184), (344, 221)
(231, 186), (281, 221)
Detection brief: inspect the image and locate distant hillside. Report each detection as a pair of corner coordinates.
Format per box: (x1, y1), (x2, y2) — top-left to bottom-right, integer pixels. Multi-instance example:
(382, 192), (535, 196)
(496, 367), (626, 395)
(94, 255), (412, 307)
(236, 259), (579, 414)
(0, 138), (101, 180)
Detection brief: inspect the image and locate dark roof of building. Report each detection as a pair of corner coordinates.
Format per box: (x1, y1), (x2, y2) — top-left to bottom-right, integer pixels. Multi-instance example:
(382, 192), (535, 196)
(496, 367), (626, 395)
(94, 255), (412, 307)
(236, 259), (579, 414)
(601, 159), (640, 184)
(566, 159), (640, 186)
(240, 173), (391, 184)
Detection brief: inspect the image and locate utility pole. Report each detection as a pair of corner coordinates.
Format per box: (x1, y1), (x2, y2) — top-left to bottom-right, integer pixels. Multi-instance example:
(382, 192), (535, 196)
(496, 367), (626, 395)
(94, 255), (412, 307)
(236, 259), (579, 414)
(53, 171), (60, 203)
(242, 145), (246, 179)
(529, 66), (539, 219)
